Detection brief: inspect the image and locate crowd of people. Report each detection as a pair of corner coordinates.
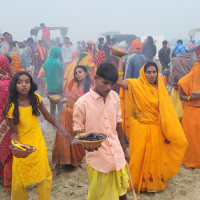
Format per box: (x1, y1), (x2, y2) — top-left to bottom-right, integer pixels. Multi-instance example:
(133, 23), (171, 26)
(0, 23), (200, 200)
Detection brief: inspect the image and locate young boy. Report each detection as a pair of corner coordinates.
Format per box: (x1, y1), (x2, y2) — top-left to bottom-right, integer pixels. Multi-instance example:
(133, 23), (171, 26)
(73, 63), (130, 200)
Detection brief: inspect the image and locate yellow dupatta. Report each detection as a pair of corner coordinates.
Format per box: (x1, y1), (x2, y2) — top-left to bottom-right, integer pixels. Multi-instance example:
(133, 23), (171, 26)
(121, 65), (187, 146)
(120, 65), (187, 192)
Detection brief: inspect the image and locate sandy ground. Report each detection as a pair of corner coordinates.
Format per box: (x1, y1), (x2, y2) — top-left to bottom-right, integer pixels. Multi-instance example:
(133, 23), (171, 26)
(1, 97), (200, 200)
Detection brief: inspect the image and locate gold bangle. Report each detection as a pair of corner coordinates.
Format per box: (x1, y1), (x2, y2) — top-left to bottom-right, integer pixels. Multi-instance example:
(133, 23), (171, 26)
(118, 71), (124, 76)
(187, 96), (191, 101)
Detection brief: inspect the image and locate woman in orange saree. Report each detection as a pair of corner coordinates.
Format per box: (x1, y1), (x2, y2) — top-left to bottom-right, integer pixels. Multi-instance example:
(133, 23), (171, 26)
(178, 61), (200, 168)
(117, 58), (187, 193)
(52, 65), (92, 178)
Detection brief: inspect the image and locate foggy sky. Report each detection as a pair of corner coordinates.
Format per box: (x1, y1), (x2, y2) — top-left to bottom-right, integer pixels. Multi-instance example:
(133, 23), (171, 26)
(1, 0), (200, 43)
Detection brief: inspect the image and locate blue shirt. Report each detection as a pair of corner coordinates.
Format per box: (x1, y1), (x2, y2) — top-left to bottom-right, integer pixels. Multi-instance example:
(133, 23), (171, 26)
(125, 51), (149, 79)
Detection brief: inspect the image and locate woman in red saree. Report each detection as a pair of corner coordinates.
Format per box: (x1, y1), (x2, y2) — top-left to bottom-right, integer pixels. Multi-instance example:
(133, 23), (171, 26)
(0, 55), (12, 194)
(52, 65), (92, 178)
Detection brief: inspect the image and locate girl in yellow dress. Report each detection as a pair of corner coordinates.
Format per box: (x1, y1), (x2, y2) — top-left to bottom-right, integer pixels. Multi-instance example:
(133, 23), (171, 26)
(3, 71), (70, 200)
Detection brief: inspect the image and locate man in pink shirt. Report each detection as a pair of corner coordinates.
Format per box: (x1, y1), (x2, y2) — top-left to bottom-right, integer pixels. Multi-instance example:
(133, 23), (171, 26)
(73, 63), (130, 200)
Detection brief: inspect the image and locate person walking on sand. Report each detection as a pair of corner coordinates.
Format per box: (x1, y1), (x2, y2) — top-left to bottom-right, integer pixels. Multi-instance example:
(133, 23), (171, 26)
(73, 63), (130, 200)
(44, 46), (64, 119)
(3, 71), (70, 200)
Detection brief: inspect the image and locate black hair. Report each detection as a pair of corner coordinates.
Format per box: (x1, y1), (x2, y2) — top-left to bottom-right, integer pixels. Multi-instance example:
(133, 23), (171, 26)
(98, 37), (104, 43)
(111, 37), (117, 43)
(39, 40), (43, 45)
(6, 33), (12, 37)
(147, 36), (154, 44)
(65, 37), (70, 40)
(3, 71), (40, 125)
(177, 39), (183, 44)
(40, 23), (45, 27)
(162, 40), (168, 45)
(106, 35), (111, 42)
(96, 62), (118, 83)
(144, 61), (158, 73)
(74, 65), (91, 94)
(27, 37), (34, 43)
(5, 55), (12, 64)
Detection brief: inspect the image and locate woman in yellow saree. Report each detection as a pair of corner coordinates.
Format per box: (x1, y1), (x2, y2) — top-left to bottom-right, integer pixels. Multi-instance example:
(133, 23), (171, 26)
(117, 58), (187, 193)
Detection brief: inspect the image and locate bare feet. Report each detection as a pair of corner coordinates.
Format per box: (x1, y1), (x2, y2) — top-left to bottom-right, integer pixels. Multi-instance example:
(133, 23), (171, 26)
(79, 164), (87, 170)
(183, 164), (194, 170)
(52, 164), (60, 180)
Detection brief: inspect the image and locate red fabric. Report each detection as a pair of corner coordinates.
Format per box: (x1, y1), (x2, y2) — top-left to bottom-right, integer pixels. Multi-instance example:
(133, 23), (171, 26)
(78, 88), (84, 96)
(42, 26), (50, 44)
(3, 34), (8, 40)
(1, 154), (12, 194)
(0, 55), (12, 167)
(196, 46), (200, 57)
(94, 50), (106, 68)
(72, 50), (81, 60)
(0, 55), (10, 74)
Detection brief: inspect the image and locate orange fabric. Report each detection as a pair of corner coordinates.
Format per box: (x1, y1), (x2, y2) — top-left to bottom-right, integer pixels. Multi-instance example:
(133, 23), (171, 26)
(130, 39), (143, 53)
(178, 61), (200, 168)
(37, 68), (47, 97)
(10, 54), (23, 74)
(63, 52), (94, 96)
(37, 40), (45, 61)
(120, 66), (187, 193)
(52, 81), (85, 166)
(161, 76), (168, 86)
(37, 68), (45, 78)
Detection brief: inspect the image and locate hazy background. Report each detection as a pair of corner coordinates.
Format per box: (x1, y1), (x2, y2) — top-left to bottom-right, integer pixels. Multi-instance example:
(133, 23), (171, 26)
(1, 0), (200, 43)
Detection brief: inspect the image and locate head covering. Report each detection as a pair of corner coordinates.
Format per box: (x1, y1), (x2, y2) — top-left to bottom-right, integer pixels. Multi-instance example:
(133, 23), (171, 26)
(173, 44), (188, 57)
(87, 41), (94, 45)
(63, 52), (95, 96)
(94, 50), (106, 67)
(10, 54), (24, 74)
(3, 33), (8, 40)
(48, 46), (61, 59)
(0, 55), (10, 76)
(130, 39), (143, 52)
(147, 36), (154, 44)
(120, 64), (187, 192)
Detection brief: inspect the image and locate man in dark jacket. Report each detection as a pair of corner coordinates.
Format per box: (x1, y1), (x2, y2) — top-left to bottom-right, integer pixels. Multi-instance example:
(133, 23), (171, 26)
(158, 40), (170, 73)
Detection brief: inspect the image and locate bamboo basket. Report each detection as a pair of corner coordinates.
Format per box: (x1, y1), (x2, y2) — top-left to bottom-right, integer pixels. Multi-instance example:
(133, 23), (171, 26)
(48, 95), (62, 104)
(108, 45), (129, 57)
